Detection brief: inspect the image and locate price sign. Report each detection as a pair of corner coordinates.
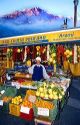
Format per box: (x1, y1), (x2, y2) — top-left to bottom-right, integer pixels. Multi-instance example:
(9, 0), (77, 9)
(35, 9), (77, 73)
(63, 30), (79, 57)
(38, 107), (49, 116)
(20, 106), (30, 114)
(1, 90), (5, 94)
(28, 95), (36, 103)
(0, 100), (3, 106)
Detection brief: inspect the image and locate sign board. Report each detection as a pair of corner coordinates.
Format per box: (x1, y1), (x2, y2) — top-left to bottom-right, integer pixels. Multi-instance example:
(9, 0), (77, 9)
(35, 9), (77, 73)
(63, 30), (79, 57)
(38, 107), (49, 116)
(20, 106), (30, 114)
(0, 100), (3, 106)
(0, 28), (80, 45)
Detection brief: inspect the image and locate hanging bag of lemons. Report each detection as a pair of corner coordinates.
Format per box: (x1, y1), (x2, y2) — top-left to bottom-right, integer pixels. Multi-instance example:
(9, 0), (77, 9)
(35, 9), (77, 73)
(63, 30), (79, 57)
(63, 61), (70, 71)
(70, 63), (80, 76)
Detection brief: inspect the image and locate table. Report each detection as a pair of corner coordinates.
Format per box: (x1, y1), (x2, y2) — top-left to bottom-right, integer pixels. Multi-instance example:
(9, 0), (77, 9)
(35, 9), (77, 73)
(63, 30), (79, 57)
(35, 116), (52, 125)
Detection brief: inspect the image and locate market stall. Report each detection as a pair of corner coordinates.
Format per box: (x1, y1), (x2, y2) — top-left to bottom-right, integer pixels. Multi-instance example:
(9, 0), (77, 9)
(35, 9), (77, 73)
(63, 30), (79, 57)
(0, 28), (80, 124)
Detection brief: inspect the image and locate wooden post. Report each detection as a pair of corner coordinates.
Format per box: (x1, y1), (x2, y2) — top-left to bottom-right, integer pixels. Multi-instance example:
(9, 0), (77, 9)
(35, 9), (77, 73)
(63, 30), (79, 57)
(47, 44), (50, 61)
(74, 44), (77, 63)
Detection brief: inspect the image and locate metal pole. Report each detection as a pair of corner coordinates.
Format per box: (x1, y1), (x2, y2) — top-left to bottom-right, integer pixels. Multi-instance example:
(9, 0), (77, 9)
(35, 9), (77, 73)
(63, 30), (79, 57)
(74, 0), (79, 27)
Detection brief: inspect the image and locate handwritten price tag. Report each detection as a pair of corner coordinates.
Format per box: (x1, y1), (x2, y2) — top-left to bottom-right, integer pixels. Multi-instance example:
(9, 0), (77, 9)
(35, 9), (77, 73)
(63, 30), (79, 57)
(20, 106), (30, 114)
(0, 100), (3, 106)
(38, 107), (49, 116)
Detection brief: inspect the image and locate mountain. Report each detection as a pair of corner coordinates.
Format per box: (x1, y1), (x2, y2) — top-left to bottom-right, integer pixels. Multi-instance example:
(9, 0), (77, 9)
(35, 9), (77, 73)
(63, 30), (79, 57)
(0, 7), (78, 38)
(0, 7), (61, 25)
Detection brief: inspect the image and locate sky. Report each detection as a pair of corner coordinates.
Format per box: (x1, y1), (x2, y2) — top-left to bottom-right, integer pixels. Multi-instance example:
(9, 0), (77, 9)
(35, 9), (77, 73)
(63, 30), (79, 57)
(0, 0), (80, 20)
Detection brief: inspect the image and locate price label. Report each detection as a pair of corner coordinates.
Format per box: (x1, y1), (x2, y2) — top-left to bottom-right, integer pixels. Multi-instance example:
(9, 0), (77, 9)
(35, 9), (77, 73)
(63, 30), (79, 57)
(0, 100), (3, 106)
(1, 90), (5, 94)
(20, 106), (30, 114)
(38, 107), (49, 116)
(28, 95), (36, 103)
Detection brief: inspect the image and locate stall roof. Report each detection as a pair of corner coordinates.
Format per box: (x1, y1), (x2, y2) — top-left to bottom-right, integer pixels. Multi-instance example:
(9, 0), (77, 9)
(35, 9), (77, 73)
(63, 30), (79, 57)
(0, 28), (80, 46)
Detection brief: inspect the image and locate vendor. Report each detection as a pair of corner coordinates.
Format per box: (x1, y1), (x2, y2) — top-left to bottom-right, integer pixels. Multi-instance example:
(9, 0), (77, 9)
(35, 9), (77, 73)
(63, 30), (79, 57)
(28, 57), (50, 81)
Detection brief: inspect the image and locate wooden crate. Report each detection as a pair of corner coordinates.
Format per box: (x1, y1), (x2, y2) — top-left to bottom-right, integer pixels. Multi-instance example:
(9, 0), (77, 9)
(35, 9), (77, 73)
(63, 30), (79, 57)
(9, 103), (21, 116)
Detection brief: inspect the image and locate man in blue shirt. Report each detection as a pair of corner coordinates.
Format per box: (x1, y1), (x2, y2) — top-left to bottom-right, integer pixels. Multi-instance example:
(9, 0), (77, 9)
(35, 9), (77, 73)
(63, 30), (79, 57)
(28, 57), (50, 81)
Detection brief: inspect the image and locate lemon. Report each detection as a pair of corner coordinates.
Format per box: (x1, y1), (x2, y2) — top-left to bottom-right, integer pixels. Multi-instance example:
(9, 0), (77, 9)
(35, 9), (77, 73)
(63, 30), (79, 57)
(53, 91), (57, 95)
(49, 94), (53, 99)
(16, 102), (19, 105)
(53, 95), (58, 100)
(58, 95), (62, 99)
(36, 91), (40, 96)
(66, 50), (70, 54)
(52, 53), (56, 57)
(20, 98), (22, 103)
(50, 84), (55, 88)
(45, 94), (48, 99)
(69, 51), (72, 56)
(49, 58), (53, 62)
(40, 93), (44, 98)
(53, 60), (56, 64)
(39, 87), (43, 92)
(18, 96), (21, 99)
(43, 82), (46, 86)
(61, 91), (65, 95)
(48, 89), (52, 94)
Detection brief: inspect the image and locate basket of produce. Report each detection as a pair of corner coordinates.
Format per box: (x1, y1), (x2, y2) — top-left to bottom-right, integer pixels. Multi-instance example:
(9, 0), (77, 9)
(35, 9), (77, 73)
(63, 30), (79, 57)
(33, 99), (58, 121)
(20, 81), (38, 89)
(36, 82), (65, 100)
(63, 61), (70, 71)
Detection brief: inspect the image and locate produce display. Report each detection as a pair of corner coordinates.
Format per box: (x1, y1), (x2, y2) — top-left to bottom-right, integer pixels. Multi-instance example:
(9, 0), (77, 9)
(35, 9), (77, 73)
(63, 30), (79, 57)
(48, 44), (56, 65)
(0, 86), (17, 99)
(35, 99), (54, 110)
(19, 80), (33, 86)
(36, 82), (65, 100)
(0, 44), (72, 123)
(0, 72), (70, 122)
(4, 87), (17, 97)
(15, 72), (32, 79)
(22, 100), (33, 108)
(2, 96), (12, 103)
(26, 90), (36, 96)
(64, 49), (73, 62)
(12, 79), (40, 89)
(11, 96), (22, 105)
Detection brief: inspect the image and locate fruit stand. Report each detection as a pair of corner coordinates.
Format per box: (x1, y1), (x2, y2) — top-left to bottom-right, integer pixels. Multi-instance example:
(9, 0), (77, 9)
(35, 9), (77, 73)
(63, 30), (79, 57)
(0, 28), (80, 124)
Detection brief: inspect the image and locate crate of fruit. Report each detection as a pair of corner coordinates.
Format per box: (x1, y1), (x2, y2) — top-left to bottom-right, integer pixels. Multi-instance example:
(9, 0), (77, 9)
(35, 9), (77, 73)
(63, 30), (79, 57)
(9, 96), (23, 116)
(33, 99), (58, 121)
(20, 100), (34, 121)
(9, 103), (21, 116)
